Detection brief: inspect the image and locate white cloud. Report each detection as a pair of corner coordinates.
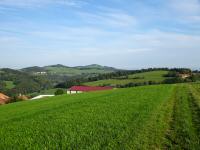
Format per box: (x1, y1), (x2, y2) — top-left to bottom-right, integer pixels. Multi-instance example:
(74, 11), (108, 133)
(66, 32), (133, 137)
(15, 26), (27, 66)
(1, 27), (200, 68)
(170, 0), (200, 14)
(0, 0), (86, 8)
(169, 0), (200, 23)
(26, 26), (200, 57)
(78, 8), (137, 28)
(0, 36), (23, 46)
(0, 0), (200, 68)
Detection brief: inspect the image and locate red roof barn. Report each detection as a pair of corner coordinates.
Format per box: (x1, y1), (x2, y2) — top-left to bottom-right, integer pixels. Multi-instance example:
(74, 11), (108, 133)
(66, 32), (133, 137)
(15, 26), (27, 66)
(68, 86), (113, 94)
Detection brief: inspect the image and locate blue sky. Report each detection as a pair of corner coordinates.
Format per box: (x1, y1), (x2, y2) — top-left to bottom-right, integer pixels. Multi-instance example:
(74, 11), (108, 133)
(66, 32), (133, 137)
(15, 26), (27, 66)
(0, 0), (200, 69)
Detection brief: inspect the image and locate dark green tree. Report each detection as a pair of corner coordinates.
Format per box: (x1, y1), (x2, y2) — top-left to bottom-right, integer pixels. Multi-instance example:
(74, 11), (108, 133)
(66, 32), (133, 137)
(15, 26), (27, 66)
(55, 89), (64, 95)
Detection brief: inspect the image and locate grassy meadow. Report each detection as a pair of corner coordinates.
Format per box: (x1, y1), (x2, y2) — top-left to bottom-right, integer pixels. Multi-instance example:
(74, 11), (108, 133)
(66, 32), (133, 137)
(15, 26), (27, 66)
(0, 83), (199, 149)
(4, 81), (15, 89)
(85, 70), (170, 86)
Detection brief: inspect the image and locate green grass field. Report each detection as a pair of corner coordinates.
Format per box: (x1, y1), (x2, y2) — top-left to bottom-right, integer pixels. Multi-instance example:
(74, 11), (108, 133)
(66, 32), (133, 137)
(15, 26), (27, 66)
(4, 81), (15, 89)
(0, 84), (199, 149)
(85, 70), (170, 86)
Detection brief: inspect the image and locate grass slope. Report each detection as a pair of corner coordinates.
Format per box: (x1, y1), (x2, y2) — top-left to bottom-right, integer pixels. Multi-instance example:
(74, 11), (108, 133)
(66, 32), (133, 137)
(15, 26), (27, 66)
(85, 70), (169, 86)
(0, 84), (199, 149)
(165, 84), (200, 149)
(4, 81), (15, 89)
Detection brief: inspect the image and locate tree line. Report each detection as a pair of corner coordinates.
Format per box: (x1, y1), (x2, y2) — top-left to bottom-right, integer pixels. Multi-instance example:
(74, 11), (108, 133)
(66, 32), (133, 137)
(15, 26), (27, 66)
(1, 67), (199, 98)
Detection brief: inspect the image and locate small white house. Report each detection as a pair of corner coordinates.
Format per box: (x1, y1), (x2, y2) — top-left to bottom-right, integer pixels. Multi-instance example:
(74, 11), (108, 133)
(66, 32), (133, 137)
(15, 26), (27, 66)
(31, 95), (54, 100)
(35, 72), (47, 75)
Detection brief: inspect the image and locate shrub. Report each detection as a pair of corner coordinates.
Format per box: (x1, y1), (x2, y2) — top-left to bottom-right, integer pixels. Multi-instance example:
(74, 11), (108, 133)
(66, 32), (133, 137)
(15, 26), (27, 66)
(55, 89), (64, 95)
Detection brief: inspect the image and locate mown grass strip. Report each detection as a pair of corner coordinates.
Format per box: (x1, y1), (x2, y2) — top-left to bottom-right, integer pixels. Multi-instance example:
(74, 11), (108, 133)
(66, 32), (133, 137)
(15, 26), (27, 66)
(130, 85), (175, 150)
(165, 85), (199, 149)
(188, 85), (200, 142)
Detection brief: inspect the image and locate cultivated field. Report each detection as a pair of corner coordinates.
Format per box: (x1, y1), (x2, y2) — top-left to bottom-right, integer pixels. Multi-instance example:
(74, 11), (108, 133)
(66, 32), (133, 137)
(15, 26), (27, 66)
(0, 84), (199, 149)
(85, 70), (170, 86)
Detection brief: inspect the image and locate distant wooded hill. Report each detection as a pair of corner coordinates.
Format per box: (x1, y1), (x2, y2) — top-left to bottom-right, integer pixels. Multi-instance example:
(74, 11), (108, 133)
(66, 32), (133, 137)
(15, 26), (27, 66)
(0, 64), (118, 97)
(0, 65), (199, 97)
(21, 64), (118, 76)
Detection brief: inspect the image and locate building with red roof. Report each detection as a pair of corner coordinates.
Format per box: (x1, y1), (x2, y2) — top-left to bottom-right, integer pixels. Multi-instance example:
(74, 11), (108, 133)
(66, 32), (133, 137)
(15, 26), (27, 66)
(67, 86), (113, 94)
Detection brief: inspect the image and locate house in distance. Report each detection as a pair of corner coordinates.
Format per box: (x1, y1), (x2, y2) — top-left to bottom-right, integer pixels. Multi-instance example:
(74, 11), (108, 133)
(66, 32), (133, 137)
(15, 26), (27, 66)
(67, 86), (113, 94)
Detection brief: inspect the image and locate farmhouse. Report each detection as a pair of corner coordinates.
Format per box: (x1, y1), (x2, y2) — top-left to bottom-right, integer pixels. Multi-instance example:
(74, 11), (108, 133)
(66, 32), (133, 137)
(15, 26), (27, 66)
(0, 93), (10, 105)
(179, 74), (191, 79)
(67, 86), (113, 94)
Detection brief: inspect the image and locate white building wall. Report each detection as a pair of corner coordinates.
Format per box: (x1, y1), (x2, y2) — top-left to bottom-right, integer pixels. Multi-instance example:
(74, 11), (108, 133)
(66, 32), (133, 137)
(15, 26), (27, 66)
(67, 91), (83, 94)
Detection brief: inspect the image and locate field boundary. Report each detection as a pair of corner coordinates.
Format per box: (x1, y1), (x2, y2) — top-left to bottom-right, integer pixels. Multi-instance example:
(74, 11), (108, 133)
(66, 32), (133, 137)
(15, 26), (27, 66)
(165, 84), (200, 149)
(188, 85), (200, 141)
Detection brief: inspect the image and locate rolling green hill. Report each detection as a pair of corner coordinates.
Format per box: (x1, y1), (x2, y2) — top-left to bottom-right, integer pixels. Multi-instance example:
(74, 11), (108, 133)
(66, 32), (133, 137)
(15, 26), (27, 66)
(85, 70), (170, 86)
(0, 84), (199, 149)
(21, 64), (118, 76)
(0, 64), (117, 96)
(0, 68), (53, 96)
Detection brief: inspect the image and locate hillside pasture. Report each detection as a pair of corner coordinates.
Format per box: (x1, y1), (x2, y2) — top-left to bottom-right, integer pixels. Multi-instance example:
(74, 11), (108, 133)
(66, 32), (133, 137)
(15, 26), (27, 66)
(85, 70), (170, 86)
(4, 81), (15, 89)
